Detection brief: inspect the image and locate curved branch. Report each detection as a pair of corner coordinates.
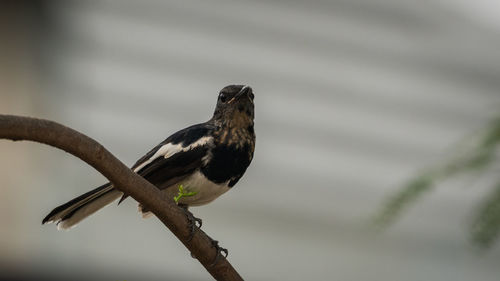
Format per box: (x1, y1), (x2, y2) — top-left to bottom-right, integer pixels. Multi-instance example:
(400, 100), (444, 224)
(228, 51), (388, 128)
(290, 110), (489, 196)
(0, 114), (243, 281)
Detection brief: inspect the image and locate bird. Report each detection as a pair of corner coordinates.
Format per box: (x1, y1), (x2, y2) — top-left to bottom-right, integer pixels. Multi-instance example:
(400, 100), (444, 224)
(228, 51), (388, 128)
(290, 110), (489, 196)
(42, 85), (256, 231)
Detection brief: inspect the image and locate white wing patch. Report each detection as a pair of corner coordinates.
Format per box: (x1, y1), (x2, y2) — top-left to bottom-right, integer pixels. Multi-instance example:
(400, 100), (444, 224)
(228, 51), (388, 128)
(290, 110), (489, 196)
(133, 136), (212, 173)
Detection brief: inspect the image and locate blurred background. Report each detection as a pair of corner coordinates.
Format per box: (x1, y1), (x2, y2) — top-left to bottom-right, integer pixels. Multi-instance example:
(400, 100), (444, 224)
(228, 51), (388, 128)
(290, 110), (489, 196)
(1, 0), (500, 280)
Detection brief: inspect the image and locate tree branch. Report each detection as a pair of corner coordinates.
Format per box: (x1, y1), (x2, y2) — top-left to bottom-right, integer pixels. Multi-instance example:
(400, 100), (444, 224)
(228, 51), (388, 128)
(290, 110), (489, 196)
(0, 114), (243, 281)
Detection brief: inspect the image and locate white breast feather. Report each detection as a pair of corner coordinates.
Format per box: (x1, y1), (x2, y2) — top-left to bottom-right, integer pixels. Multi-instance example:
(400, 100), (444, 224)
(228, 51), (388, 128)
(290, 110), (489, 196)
(177, 171), (230, 206)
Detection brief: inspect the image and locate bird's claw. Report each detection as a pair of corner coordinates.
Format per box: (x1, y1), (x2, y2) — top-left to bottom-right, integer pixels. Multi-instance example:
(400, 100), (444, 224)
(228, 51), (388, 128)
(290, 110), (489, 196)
(210, 240), (228, 267)
(183, 208), (202, 242)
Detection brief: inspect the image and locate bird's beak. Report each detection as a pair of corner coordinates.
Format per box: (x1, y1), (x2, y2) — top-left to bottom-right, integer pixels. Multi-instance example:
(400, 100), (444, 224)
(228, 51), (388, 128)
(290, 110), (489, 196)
(229, 86), (252, 104)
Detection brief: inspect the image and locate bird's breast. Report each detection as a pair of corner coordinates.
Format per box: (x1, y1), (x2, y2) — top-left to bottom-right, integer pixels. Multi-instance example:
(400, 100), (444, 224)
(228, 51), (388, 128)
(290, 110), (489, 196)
(176, 171), (230, 206)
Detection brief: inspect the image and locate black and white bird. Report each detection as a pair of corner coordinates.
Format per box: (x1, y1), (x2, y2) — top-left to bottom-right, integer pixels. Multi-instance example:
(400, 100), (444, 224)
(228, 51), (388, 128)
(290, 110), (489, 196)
(43, 85), (256, 230)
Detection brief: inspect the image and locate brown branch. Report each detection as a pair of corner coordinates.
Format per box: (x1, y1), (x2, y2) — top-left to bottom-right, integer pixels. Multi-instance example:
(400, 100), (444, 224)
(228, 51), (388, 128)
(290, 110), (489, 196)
(0, 114), (243, 281)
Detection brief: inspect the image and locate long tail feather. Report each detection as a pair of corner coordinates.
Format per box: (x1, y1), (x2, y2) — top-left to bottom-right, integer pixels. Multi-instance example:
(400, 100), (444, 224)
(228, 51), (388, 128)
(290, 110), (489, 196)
(42, 183), (123, 229)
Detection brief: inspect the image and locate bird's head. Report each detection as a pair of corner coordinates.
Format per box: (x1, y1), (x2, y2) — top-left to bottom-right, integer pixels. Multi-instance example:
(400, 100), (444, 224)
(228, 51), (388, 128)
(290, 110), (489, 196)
(213, 85), (255, 128)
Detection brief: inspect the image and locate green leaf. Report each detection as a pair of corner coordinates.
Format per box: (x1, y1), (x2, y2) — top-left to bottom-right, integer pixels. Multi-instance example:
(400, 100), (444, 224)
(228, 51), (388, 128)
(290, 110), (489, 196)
(480, 117), (500, 148)
(374, 173), (435, 226)
(173, 184), (198, 204)
(470, 181), (500, 248)
(375, 115), (500, 230)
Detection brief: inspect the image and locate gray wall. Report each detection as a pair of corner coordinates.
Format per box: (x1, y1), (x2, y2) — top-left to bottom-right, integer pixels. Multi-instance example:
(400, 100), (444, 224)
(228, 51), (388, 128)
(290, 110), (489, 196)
(1, 0), (500, 280)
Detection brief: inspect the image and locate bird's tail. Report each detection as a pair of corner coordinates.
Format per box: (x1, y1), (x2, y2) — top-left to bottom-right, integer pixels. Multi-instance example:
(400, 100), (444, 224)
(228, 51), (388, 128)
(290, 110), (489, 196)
(42, 183), (123, 229)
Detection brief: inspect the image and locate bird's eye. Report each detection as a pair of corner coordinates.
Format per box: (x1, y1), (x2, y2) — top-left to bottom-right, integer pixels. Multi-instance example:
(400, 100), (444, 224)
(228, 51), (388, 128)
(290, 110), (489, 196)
(219, 93), (227, 103)
(249, 92), (255, 101)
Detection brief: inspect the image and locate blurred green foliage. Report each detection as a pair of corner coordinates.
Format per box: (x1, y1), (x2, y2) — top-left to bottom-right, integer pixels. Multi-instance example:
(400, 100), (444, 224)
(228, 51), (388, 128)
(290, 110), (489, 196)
(375, 116), (500, 248)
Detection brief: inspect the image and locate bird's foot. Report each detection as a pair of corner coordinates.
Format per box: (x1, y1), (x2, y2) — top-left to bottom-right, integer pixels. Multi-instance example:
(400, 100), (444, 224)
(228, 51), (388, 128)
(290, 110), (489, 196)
(180, 206), (202, 241)
(210, 240), (228, 267)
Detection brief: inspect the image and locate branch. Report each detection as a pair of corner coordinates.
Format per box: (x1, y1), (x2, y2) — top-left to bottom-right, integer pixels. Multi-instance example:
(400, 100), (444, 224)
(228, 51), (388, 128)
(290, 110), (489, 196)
(0, 114), (243, 281)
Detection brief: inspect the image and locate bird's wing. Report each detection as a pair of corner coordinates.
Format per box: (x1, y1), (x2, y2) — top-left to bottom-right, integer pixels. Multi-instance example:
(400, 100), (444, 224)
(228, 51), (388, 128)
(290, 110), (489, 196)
(133, 122), (215, 181)
(131, 123), (214, 171)
(137, 144), (209, 187)
(118, 123), (214, 204)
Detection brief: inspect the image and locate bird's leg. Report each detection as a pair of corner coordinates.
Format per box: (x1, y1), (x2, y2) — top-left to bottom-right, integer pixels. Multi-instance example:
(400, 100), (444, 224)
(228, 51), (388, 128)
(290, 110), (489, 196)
(210, 239), (228, 267)
(178, 204), (202, 241)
